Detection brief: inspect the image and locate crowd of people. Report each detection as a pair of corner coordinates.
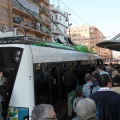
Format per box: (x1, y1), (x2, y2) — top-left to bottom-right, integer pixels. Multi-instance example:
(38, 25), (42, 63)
(72, 64), (120, 120)
(0, 63), (120, 120)
(30, 64), (120, 120)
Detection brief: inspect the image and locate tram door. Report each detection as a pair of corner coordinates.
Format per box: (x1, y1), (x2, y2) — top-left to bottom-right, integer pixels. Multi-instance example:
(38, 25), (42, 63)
(49, 63), (68, 120)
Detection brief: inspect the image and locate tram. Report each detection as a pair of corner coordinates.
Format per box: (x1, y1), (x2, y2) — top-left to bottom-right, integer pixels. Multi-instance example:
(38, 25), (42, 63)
(0, 29), (101, 120)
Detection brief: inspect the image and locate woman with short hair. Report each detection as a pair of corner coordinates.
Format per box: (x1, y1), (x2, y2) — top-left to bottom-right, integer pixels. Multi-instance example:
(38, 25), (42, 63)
(72, 98), (97, 120)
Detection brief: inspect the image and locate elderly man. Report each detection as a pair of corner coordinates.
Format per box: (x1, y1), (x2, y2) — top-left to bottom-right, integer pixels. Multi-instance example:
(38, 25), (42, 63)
(32, 104), (57, 120)
(111, 70), (120, 93)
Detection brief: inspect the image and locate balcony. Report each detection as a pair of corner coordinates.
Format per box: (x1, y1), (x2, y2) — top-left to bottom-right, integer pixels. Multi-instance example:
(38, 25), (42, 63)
(37, 0), (50, 5)
(40, 5), (50, 14)
(13, 17), (51, 37)
(39, 16), (51, 26)
(12, 1), (39, 17)
(12, 1), (51, 26)
(50, 5), (67, 18)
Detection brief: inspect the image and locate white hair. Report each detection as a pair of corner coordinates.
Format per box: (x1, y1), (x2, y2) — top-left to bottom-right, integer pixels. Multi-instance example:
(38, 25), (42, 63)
(32, 104), (54, 120)
(76, 98), (96, 120)
(112, 70), (119, 77)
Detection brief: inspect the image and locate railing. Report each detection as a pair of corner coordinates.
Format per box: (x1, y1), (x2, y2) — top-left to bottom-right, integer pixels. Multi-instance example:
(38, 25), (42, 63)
(31, 0), (49, 4)
(51, 5), (67, 17)
(41, 5), (50, 13)
(40, 16), (50, 24)
(13, 1), (50, 24)
(45, 0), (49, 3)
(12, 1), (40, 18)
(41, 27), (51, 34)
(29, 0), (50, 13)
(12, 1), (50, 35)
(51, 29), (61, 34)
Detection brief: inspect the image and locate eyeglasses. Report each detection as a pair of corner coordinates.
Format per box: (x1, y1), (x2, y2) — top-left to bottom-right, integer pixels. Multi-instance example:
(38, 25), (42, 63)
(43, 118), (56, 120)
(43, 115), (57, 120)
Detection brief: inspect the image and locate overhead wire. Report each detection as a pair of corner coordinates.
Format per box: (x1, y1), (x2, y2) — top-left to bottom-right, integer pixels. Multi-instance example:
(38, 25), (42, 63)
(14, 0), (75, 45)
(59, 0), (89, 26)
(32, 0), (65, 37)
(69, 18), (79, 25)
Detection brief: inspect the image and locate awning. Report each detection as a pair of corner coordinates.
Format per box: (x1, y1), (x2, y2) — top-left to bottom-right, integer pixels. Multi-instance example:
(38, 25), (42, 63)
(96, 33), (120, 51)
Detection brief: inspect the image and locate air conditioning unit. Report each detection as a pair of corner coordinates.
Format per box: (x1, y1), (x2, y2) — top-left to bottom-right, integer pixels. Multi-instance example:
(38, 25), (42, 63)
(0, 28), (25, 38)
(13, 17), (21, 24)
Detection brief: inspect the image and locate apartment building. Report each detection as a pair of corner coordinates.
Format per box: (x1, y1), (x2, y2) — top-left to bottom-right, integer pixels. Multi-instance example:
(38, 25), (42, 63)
(50, 5), (68, 43)
(0, 0), (51, 42)
(68, 25), (112, 59)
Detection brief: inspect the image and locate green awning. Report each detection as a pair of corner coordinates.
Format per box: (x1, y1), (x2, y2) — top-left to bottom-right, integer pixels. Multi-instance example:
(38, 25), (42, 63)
(32, 42), (75, 50)
(74, 45), (89, 53)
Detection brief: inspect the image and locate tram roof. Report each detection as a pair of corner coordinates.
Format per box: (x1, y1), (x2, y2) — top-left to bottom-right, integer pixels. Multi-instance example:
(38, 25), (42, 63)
(96, 33), (120, 51)
(0, 29), (99, 55)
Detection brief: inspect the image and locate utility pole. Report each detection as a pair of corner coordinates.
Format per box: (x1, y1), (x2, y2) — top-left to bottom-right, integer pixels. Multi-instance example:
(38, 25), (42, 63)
(68, 13), (72, 39)
(58, 0), (60, 8)
(68, 19), (71, 39)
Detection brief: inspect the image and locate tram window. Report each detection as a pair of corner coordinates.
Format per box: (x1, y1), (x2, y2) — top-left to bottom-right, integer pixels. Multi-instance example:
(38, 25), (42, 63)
(64, 63), (77, 93)
(0, 47), (23, 119)
(34, 63), (50, 105)
(67, 62), (72, 68)
(34, 62), (79, 119)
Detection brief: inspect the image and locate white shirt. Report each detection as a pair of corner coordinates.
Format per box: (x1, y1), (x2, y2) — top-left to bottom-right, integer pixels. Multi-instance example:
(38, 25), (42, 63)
(98, 87), (111, 91)
(100, 71), (109, 75)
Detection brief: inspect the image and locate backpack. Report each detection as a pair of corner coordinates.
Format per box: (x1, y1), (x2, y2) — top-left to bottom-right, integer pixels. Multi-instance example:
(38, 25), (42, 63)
(96, 93), (113, 120)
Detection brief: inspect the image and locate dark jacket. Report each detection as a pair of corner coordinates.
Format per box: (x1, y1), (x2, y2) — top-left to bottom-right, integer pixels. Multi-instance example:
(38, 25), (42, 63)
(90, 91), (120, 120)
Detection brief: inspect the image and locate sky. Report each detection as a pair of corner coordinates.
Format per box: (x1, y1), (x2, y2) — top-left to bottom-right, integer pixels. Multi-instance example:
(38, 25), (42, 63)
(50, 0), (120, 57)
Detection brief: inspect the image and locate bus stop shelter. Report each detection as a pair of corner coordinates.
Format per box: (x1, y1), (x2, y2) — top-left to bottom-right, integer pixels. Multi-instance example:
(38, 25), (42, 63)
(96, 33), (120, 51)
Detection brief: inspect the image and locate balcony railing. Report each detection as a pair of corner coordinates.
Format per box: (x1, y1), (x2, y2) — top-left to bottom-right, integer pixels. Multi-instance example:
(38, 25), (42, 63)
(45, 0), (49, 3)
(36, 0), (50, 4)
(41, 27), (51, 34)
(51, 29), (61, 35)
(41, 5), (50, 13)
(12, 1), (40, 18)
(40, 16), (50, 24)
(13, 15), (50, 35)
(28, 0), (50, 13)
(50, 5), (67, 17)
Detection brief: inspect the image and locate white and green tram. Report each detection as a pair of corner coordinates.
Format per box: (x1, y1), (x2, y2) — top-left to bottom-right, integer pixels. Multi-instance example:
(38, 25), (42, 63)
(0, 32), (101, 120)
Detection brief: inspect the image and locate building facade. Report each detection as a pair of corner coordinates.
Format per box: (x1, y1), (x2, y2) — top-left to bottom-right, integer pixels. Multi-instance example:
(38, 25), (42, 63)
(0, 0), (51, 42)
(50, 5), (68, 43)
(68, 25), (112, 59)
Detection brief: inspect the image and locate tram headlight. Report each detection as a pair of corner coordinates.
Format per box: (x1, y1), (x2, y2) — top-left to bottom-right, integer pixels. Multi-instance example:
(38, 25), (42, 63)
(15, 57), (19, 62)
(16, 51), (21, 56)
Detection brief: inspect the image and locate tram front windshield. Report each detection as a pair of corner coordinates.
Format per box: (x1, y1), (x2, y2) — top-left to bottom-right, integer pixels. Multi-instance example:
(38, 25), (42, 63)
(0, 47), (23, 119)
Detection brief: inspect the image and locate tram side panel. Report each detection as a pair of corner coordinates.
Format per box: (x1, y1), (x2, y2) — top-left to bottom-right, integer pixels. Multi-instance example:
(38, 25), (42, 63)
(8, 45), (34, 120)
